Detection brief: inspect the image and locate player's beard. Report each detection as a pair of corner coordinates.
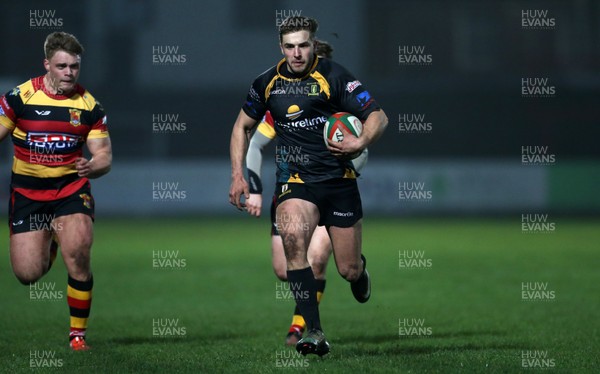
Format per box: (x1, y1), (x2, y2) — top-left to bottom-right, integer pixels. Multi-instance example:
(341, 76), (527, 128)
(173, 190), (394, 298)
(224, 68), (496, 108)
(287, 54), (315, 76)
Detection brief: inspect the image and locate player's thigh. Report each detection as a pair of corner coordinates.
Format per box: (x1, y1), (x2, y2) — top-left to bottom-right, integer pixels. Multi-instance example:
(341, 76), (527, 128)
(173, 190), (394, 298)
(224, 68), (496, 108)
(275, 198), (319, 243)
(53, 213), (93, 265)
(271, 234), (288, 281)
(8, 190), (54, 280)
(328, 219), (363, 281)
(10, 230), (53, 281)
(52, 185), (95, 252)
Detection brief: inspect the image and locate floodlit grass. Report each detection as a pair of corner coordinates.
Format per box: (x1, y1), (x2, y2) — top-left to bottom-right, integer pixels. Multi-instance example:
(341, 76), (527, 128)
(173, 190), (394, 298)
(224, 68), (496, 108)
(0, 217), (598, 373)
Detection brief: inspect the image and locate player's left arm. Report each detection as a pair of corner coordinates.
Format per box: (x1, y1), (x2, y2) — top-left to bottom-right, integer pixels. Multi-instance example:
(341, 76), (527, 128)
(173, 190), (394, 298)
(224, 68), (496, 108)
(327, 110), (388, 157)
(354, 109), (388, 149)
(325, 63), (388, 157)
(76, 136), (112, 178)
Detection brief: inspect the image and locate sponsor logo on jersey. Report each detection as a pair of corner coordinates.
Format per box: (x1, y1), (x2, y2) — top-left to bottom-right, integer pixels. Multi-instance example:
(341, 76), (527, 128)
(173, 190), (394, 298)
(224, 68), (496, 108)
(69, 109), (81, 126)
(270, 82), (318, 97)
(356, 91), (373, 109)
(0, 106), (5, 117)
(27, 132), (81, 152)
(346, 80), (362, 93)
(286, 105), (303, 120)
(9, 87), (20, 96)
(35, 110), (51, 116)
(277, 105), (327, 130)
(270, 88), (286, 95)
(277, 116), (327, 130)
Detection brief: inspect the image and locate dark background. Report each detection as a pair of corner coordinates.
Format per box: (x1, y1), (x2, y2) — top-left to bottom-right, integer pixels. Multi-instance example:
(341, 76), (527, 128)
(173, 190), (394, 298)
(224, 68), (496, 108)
(1, 0), (598, 161)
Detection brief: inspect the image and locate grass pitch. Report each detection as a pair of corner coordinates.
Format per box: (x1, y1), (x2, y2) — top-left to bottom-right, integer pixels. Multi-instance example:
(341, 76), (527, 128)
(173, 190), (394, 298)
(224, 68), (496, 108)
(0, 217), (598, 373)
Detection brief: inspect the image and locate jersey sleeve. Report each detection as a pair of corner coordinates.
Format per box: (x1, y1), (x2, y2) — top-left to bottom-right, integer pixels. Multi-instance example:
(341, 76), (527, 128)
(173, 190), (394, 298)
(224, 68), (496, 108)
(329, 63), (381, 122)
(246, 131), (271, 194)
(87, 102), (109, 139)
(0, 89), (23, 131)
(241, 76), (268, 121)
(246, 112), (276, 194)
(255, 111), (276, 140)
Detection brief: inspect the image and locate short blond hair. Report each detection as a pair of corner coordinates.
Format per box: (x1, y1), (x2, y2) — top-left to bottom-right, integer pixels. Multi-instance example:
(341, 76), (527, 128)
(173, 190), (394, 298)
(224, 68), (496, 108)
(44, 32), (84, 59)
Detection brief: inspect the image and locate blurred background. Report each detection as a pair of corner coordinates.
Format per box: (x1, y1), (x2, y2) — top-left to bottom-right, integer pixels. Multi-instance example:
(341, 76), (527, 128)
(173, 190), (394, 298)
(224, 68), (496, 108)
(0, 0), (598, 216)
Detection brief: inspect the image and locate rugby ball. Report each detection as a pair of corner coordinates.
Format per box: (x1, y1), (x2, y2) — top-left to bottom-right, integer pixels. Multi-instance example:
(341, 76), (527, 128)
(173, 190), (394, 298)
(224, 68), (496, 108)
(323, 112), (363, 159)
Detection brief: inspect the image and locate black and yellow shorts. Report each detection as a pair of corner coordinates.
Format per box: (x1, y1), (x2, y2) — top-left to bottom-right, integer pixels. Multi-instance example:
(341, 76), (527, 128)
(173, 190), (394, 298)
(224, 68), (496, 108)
(8, 182), (95, 235)
(274, 178), (363, 228)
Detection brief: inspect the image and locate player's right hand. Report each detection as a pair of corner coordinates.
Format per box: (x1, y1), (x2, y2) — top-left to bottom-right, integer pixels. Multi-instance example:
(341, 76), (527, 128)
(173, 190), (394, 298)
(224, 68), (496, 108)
(246, 193), (263, 217)
(229, 175), (249, 211)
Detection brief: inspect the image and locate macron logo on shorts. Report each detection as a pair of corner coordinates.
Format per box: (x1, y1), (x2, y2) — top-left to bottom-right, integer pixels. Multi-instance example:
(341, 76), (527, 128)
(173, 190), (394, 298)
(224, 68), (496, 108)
(333, 211), (354, 217)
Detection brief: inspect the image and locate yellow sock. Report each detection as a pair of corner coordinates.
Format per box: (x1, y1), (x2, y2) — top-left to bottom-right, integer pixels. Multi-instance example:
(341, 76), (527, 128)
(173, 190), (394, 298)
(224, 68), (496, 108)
(291, 314), (306, 328)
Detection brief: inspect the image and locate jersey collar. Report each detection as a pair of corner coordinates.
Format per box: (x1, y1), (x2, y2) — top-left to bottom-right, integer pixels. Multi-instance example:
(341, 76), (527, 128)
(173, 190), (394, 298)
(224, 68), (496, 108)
(276, 55), (319, 82)
(33, 75), (82, 100)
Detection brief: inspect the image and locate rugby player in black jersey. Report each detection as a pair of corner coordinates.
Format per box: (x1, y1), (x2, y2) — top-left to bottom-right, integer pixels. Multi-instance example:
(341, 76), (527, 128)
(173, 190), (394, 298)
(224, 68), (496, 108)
(245, 40), (370, 347)
(230, 16), (387, 356)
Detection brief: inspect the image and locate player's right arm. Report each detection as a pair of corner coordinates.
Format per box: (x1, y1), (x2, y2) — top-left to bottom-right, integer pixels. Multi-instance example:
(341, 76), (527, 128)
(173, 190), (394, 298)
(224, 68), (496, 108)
(230, 73), (272, 210)
(229, 68), (275, 210)
(0, 124), (11, 142)
(0, 90), (21, 142)
(229, 109), (259, 210)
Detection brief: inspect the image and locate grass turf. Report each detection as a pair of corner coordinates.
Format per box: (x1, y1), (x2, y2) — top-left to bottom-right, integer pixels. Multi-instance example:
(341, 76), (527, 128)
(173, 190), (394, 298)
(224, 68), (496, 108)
(0, 217), (598, 373)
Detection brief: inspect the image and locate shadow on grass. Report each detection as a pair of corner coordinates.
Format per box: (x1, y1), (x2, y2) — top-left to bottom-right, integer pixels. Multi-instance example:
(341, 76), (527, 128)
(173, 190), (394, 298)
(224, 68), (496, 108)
(109, 337), (190, 345)
(109, 333), (243, 345)
(338, 330), (507, 344)
(363, 343), (528, 356)
(336, 330), (530, 356)
(333, 331), (528, 355)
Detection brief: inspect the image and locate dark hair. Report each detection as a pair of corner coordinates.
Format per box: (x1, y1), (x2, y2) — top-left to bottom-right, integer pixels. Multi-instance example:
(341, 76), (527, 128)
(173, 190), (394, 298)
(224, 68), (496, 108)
(44, 32), (84, 59)
(315, 39), (333, 59)
(278, 16), (318, 42)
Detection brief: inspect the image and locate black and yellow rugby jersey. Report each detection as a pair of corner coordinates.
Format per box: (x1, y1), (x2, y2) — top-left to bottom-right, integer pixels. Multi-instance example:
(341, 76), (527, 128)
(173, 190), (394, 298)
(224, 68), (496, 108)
(0, 76), (108, 201)
(242, 57), (380, 184)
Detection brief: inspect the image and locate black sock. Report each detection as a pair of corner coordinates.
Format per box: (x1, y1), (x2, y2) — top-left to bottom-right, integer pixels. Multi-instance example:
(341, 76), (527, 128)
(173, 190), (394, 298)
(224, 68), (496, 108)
(294, 279), (326, 317)
(316, 279), (326, 296)
(292, 279), (326, 326)
(352, 255), (367, 284)
(287, 267), (321, 331)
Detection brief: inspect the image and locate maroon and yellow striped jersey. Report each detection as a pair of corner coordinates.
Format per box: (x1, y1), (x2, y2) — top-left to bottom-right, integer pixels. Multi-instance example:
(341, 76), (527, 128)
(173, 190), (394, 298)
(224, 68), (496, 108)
(0, 76), (108, 201)
(256, 110), (276, 140)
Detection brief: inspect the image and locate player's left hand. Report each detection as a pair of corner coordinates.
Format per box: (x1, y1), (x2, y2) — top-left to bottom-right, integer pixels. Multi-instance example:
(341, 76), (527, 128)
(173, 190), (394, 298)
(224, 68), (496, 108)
(327, 126), (364, 159)
(229, 175), (249, 211)
(75, 157), (93, 177)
